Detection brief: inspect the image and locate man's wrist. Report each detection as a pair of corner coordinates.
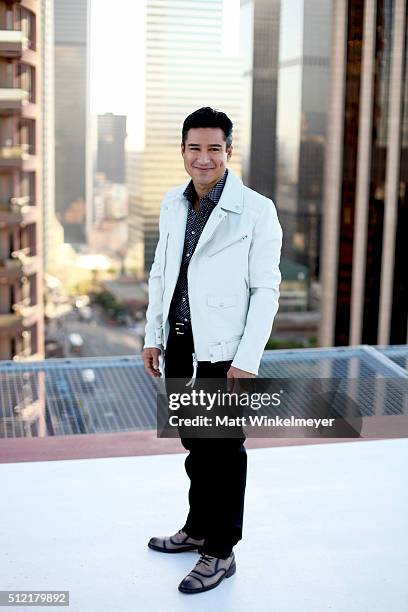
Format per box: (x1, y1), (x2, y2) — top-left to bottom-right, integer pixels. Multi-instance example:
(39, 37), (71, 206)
(230, 360), (258, 376)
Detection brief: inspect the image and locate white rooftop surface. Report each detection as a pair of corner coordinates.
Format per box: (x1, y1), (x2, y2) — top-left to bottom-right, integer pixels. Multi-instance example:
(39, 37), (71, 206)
(2, 439), (407, 612)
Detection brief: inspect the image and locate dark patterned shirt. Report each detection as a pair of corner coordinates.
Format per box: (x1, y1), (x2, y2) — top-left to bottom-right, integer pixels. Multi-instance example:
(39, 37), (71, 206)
(168, 169), (228, 326)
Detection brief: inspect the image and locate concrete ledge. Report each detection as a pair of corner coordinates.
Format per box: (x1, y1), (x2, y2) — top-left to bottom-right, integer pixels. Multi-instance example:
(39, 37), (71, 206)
(0, 430), (371, 464)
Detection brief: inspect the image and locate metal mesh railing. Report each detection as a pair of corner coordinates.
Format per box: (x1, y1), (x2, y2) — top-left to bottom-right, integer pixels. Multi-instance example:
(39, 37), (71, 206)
(0, 344), (407, 438)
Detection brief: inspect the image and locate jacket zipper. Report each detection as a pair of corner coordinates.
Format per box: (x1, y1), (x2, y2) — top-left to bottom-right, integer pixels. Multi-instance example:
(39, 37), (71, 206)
(182, 213), (228, 386)
(161, 232), (169, 301)
(160, 233), (170, 349)
(208, 234), (248, 257)
(185, 260), (198, 388)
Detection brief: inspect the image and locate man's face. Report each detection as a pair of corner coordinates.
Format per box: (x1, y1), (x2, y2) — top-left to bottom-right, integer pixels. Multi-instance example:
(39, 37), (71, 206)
(181, 127), (233, 187)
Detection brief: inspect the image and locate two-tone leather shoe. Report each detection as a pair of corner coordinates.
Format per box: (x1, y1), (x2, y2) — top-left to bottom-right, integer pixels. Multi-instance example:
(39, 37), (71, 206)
(148, 529), (204, 553)
(178, 552), (236, 594)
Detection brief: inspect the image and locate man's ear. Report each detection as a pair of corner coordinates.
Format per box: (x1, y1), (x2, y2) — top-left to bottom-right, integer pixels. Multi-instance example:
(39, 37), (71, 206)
(227, 145), (233, 161)
(181, 142), (185, 155)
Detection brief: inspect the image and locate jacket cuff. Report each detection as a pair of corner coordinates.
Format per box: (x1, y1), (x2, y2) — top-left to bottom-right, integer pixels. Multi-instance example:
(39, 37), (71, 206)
(230, 355), (259, 376)
(143, 343), (162, 351)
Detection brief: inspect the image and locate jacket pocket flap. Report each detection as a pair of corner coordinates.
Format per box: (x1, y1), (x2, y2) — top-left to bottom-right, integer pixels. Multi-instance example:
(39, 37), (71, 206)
(208, 234), (248, 257)
(207, 294), (237, 308)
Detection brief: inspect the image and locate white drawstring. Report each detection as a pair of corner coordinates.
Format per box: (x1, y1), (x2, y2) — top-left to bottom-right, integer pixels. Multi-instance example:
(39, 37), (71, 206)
(185, 352), (198, 388)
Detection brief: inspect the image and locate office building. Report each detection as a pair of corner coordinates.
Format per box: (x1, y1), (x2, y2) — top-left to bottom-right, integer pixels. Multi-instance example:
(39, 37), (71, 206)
(54, 0), (91, 246)
(125, 149), (144, 278)
(0, 0), (44, 360)
(41, 0), (55, 273)
(241, 0), (332, 283)
(240, 0), (279, 197)
(320, 0), (408, 346)
(97, 113), (126, 184)
(133, 0), (243, 274)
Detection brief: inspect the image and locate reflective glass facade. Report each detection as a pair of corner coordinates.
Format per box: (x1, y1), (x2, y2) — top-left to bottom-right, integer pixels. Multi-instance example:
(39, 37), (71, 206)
(142, 0), (242, 273)
(54, 0), (90, 246)
(334, 0), (365, 346)
(391, 1), (408, 342)
(276, 0), (332, 283)
(241, 0), (332, 291)
(333, 0), (407, 346)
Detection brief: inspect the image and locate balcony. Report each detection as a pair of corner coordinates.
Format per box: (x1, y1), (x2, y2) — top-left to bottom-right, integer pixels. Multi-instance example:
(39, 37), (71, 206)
(0, 196), (38, 227)
(0, 345), (406, 610)
(11, 0), (38, 13)
(0, 143), (36, 169)
(0, 311), (23, 333)
(0, 303), (38, 334)
(0, 29), (29, 58)
(0, 247), (39, 280)
(0, 86), (29, 114)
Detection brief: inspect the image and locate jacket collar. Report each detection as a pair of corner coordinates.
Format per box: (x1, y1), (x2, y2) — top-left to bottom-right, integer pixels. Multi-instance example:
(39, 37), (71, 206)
(178, 168), (244, 214)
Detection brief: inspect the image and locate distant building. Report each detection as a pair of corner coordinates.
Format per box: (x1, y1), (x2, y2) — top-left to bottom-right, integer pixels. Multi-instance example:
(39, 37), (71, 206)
(125, 150), (144, 278)
(240, 0), (279, 199)
(41, 0), (56, 273)
(320, 0), (408, 346)
(97, 113), (126, 184)
(54, 0), (91, 246)
(0, 0), (45, 360)
(241, 0), (332, 282)
(138, 0), (243, 274)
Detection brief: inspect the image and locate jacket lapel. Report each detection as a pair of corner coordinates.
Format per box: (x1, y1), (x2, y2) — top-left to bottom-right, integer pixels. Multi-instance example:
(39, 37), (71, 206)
(192, 207), (227, 257)
(167, 169), (244, 261)
(193, 170), (244, 256)
(168, 192), (188, 271)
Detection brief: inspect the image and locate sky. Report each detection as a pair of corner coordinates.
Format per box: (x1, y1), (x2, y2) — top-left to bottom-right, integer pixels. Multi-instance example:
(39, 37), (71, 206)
(90, 0), (240, 149)
(90, 0), (146, 148)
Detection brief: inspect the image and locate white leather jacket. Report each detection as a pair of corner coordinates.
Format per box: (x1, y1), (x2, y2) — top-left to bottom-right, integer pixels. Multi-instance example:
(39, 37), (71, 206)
(143, 169), (283, 376)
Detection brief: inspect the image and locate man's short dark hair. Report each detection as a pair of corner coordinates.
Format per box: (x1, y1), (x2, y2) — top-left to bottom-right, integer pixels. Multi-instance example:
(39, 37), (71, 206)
(182, 107), (233, 149)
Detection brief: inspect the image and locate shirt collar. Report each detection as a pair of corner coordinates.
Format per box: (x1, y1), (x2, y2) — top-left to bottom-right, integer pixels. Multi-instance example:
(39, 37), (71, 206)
(183, 169), (229, 206)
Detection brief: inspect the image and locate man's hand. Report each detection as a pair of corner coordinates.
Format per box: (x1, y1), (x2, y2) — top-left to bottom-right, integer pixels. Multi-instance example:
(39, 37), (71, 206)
(227, 366), (255, 394)
(143, 347), (162, 377)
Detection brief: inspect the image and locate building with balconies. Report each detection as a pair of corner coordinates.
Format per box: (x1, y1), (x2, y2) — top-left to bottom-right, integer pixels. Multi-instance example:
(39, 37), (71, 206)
(0, 0), (44, 361)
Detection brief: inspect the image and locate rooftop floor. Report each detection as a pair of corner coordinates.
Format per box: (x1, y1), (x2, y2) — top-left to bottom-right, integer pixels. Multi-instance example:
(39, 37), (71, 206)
(2, 438), (407, 611)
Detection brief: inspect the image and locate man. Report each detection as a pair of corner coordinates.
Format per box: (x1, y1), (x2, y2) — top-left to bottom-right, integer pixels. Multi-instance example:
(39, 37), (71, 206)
(143, 107), (282, 594)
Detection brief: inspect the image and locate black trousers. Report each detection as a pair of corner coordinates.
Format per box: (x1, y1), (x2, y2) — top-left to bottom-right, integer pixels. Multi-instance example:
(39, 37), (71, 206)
(164, 325), (247, 559)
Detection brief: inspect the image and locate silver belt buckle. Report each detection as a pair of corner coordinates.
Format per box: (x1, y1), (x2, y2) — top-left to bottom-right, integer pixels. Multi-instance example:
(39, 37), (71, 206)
(175, 322), (185, 335)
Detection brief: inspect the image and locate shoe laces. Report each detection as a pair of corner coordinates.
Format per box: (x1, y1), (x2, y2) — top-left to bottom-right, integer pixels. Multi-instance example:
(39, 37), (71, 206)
(197, 553), (215, 568)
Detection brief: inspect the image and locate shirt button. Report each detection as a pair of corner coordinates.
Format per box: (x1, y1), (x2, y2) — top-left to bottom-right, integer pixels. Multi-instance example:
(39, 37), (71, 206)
(182, 297), (186, 301)
(186, 253), (190, 257)
(184, 318), (188, 322)
(191, 231), (195, 234)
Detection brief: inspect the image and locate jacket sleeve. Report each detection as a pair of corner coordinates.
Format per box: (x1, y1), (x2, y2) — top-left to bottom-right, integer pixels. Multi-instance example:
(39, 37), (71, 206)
(143, 198), (167, 350)
(231, 197), (283, 375)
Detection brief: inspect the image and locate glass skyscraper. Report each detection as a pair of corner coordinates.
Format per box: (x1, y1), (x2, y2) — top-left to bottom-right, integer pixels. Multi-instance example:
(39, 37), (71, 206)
(139, 0), (243, 274)
(241, 0), (332, 290)
(54, 0), (91, 246)
(320, 0), (408, 346)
